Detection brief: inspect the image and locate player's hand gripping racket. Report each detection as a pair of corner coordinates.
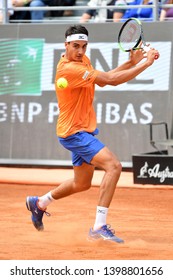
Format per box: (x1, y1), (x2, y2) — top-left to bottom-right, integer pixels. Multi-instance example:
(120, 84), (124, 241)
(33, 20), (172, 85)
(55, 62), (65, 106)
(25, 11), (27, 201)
(118, 17), (159, 59)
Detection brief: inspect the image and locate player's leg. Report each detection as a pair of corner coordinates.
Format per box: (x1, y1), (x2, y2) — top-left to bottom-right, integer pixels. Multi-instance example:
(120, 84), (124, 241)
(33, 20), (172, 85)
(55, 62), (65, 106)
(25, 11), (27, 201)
(26, 162), (94, 231)
(88, 146), (124, 243)
(91, 146), (122, 208)
(51, 162), (95, 199)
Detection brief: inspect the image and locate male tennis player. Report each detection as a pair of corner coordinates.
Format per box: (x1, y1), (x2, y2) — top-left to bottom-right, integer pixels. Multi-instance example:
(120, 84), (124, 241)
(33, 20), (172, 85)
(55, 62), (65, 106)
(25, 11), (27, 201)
(26, 25), (159, 243)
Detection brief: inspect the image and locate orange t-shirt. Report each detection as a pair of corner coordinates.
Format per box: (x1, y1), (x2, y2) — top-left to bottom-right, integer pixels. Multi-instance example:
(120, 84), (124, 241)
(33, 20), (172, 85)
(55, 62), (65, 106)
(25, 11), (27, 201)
(55, 55), (100, 138)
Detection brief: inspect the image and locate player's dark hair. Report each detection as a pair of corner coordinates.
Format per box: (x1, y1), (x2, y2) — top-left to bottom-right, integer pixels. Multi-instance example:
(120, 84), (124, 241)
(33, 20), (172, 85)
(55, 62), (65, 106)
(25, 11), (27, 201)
(65, 25), (88, 39)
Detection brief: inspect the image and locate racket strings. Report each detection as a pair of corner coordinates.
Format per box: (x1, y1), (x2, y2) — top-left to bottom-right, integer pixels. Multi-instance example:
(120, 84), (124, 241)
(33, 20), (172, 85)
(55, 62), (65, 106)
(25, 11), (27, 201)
(119, 20), (141, 51)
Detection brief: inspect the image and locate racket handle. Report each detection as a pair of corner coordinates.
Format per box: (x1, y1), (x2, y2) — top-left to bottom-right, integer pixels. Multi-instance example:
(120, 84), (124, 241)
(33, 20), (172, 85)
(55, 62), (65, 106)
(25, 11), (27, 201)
(143, 46), (151, 52)
(143, 45), (159, 60)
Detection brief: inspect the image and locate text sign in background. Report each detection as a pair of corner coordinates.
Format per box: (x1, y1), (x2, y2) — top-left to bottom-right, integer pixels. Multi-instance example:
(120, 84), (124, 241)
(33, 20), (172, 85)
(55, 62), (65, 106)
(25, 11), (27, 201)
(133, 154), (173, 185)
(0, 23), (173, 165)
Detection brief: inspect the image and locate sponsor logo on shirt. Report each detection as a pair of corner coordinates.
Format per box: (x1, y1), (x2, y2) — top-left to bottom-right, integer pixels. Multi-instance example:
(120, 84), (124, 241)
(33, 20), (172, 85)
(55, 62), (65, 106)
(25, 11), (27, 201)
(82, 71), (89, 80)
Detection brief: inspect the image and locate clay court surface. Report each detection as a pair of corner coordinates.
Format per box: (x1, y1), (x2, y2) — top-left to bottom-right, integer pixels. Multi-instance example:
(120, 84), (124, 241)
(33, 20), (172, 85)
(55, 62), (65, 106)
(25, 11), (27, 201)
(0, 167), (173, 260)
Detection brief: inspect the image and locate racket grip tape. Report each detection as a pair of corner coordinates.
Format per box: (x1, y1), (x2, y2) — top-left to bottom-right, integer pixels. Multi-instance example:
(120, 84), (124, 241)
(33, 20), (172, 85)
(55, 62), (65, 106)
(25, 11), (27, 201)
(143, 46), (151, 52)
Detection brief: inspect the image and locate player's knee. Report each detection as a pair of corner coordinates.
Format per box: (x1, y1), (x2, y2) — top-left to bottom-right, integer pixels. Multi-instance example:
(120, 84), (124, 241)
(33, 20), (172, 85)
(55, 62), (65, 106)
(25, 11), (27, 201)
(82, 183), (92, 191)
(110, 160), (122, 176)
(74, 182), (91, 193)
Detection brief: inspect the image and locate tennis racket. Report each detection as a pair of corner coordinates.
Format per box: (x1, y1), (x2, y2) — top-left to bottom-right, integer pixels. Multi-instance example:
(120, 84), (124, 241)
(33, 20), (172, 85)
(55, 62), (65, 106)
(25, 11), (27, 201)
(118, 17), (159, 59)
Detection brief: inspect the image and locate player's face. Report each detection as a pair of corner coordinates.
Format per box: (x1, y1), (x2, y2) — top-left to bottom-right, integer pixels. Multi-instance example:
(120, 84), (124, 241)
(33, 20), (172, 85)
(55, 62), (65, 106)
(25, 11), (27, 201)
(65, 40), (88, 62)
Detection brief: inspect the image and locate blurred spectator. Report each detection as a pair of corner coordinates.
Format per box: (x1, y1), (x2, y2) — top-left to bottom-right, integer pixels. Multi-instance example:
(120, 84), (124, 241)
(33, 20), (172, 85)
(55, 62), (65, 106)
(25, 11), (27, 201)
(49, 0), (76, 17)
(11, 0), (49, 22)
(0, 0), (14, 22)
(80, 0), (126, 23)
(121, 0), (156, 21)
(46, 0), (76, 17)
(49, 0), (66, 17)
(11, 0), (31, 22)
(29, 0), (56, 21)
(63, 0), (76, 16)
(160, 0), (173, 21)
(11, 0), (68, 22)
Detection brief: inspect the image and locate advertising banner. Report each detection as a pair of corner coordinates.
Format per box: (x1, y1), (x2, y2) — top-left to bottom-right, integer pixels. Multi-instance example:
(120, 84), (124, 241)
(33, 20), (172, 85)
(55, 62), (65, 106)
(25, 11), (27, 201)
(0, 22), (173, 166)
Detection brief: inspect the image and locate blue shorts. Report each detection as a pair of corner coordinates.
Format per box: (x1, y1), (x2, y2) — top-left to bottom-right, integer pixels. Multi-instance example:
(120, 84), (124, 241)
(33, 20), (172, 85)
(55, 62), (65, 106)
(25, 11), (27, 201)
(58, 129), (105, 166)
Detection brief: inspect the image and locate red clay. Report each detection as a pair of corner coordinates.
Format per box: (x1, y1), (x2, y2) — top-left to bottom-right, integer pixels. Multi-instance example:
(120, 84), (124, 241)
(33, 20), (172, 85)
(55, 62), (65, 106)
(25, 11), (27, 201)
(0, 176), (172, 260)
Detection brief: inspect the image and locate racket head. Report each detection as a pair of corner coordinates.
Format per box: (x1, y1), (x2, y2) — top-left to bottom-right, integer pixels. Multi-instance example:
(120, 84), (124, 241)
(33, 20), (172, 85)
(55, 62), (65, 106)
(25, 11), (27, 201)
(118, 18), (142, 52)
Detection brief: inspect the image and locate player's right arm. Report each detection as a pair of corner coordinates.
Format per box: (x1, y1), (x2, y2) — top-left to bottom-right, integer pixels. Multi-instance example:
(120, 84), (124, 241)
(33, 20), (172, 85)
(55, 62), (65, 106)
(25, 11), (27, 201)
(95, 48), (158, 87)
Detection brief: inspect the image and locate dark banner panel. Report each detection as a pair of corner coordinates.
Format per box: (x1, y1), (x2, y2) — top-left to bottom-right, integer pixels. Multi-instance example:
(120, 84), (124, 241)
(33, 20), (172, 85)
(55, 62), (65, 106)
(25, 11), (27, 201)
(0, 22), (173, 166)
(133, 154), (173, 185)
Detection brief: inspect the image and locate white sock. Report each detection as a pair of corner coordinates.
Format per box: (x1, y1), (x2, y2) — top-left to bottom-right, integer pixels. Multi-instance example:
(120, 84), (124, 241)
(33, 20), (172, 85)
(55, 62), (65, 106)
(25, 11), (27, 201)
(38, 191), (54, 209)
(93, 206), (108, 231)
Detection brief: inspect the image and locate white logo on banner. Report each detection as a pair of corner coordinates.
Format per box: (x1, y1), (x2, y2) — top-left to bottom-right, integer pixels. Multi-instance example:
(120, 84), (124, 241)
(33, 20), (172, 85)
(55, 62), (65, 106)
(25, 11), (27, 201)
(42, 42), (171, 91)
(138, 162), (173, 183)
